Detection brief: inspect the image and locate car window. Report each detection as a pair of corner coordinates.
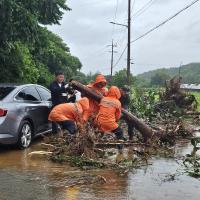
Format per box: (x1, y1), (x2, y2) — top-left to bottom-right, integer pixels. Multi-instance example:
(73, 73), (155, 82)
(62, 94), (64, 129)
(0, 87), (15, 100)
(16, 86), (41, 101)
(36, 87), (51, 101)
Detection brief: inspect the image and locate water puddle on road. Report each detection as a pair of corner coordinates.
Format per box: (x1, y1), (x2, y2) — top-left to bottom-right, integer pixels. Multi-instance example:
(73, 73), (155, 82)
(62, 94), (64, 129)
(0, 135), (200, 200)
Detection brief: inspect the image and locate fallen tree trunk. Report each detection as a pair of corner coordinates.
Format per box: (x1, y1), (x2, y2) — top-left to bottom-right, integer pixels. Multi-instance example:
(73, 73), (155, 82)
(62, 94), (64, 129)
(122, 109), (154, 140)
(70, 80), (154, 141)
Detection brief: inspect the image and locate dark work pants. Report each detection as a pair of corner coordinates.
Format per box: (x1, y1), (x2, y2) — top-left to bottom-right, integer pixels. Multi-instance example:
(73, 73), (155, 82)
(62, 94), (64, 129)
(52, 121), (59, 134)
(120, 117), (135, 140)
(112, 127), (124, 150)
(57, 120), (76, 135)
(51, 104), (59, 134)
(128, 123), (134, 140)
(121, 105), (135, 140)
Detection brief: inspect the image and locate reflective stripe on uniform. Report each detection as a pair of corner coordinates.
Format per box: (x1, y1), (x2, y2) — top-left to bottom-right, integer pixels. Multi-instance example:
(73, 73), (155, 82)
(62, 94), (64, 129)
(100, 99), (119, 108)
(73, 103), (82, 123)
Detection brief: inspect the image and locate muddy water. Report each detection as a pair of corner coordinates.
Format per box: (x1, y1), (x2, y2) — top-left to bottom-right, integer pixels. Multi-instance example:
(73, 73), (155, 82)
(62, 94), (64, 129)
(0, 137), (200, 200)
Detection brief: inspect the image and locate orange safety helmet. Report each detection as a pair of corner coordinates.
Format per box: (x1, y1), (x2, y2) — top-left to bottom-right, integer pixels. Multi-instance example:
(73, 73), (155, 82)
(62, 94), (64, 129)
(107, 86), (121, 99)
(93, 74), (107, 86)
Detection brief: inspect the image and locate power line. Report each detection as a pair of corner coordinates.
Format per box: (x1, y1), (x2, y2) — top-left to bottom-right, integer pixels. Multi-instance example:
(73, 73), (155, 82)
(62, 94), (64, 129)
(116, 0), (136, 45)
(114, 0), (119, 21)
(78, 0), (104, 8)
(131, 0), (156, 20)
(113, 0), (200, 68)
(113, 2), (129, 46)
(115, 28), (127, 46)
(111, 0), (119, 38)
(131, 0), (200, 43)
(131, 0), (136, 12)
(113, 45), (127, 68)
(115, 0), (135, 41)
(108, 0), (154, 64)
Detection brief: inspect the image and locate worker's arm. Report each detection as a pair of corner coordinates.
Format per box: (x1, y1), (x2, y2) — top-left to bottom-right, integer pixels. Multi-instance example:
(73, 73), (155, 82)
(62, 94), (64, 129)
(82, 111), (90, 123)
(115, 107), (122, 121)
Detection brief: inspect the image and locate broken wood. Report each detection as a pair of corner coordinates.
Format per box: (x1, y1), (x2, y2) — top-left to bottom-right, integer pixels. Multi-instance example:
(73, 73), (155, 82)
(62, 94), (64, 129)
(39, 143), (55, 151)
(95, 142), (148, 148)
(70, 80), (154, 141)
(122, 109), (154, 141)
(28, 151), (52, 158)
(184, 111), (200, 116)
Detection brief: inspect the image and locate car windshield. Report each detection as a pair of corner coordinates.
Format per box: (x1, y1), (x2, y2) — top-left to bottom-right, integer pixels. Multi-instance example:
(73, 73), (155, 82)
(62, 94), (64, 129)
(0, 86), (15, 100)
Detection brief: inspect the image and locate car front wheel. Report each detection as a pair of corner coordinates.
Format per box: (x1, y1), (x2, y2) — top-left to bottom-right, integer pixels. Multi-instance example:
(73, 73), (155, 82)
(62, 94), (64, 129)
(17, 121), (32, 149)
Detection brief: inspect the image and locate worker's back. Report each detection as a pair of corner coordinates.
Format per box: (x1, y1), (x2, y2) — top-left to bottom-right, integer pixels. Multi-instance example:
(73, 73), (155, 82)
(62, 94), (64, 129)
(98, 97), (120, 121)
(48, 103), (81, 122)
(96, 86), (121, 132)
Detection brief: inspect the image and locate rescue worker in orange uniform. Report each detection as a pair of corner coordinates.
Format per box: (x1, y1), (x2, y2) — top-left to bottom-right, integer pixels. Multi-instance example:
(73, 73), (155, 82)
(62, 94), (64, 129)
(84, 74), (108, 121)
(95, 86), (124, 151)
(48, 97), (89, 135)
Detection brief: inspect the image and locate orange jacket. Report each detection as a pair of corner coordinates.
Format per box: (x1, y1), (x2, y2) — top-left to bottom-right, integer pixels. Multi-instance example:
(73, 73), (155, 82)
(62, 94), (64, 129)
(48, 98), (89, 124)
(95, 86), (122, 132)
(85, 75), (108, 120)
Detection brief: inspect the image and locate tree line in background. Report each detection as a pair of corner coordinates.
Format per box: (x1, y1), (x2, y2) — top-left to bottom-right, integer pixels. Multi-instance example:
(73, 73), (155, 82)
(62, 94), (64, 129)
(1, 1), (199, 89)
(95, 63), (200, 89)
(0, 0), (133, 88)
(135, 63), (200, 88)
(0, 0), (81, 87)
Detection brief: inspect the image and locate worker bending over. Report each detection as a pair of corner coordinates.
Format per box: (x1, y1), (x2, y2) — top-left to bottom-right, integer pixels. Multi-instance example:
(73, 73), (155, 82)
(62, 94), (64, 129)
(85, 74), (108, 121)
(48, 98), (89, 135)
(95, 86), (124, 151)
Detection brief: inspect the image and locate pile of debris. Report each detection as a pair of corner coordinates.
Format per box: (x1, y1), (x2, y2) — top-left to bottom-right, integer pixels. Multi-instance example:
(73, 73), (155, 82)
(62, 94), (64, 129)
(160, 76), (197, 111)
(41, 126), (149, 170)
(29, 79), (197, 171)
(31, 117), (193, 171)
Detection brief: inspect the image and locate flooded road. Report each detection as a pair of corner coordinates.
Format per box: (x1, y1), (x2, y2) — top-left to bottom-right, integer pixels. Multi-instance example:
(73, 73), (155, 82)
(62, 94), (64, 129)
(0, 137), (200, 200)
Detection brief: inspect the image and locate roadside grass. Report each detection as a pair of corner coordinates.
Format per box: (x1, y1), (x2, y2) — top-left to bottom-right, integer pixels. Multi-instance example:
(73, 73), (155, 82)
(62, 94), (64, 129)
(192, 92), (200, 112)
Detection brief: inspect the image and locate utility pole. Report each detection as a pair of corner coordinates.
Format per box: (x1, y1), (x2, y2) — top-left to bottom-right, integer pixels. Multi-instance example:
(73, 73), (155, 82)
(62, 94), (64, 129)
(109, 0), (131, 83)
(108, 40), (117, 77)
(127, 0), (131, 85)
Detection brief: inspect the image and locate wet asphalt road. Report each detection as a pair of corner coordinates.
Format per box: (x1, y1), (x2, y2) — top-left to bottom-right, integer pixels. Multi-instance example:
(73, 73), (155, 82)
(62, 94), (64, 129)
(1, 137), (200, 200)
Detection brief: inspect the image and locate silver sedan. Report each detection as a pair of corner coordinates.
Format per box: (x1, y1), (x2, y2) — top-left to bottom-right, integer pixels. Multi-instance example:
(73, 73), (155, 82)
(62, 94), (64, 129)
(0, 83), (52, 149)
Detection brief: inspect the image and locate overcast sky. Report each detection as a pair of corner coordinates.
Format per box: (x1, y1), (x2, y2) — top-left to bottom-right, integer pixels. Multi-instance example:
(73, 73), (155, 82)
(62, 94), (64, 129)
(48, 0), (200, 75)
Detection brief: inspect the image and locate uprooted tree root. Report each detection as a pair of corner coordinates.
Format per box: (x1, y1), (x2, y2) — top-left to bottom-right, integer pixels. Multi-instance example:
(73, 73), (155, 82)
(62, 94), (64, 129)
(159, 76), (197, 111)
